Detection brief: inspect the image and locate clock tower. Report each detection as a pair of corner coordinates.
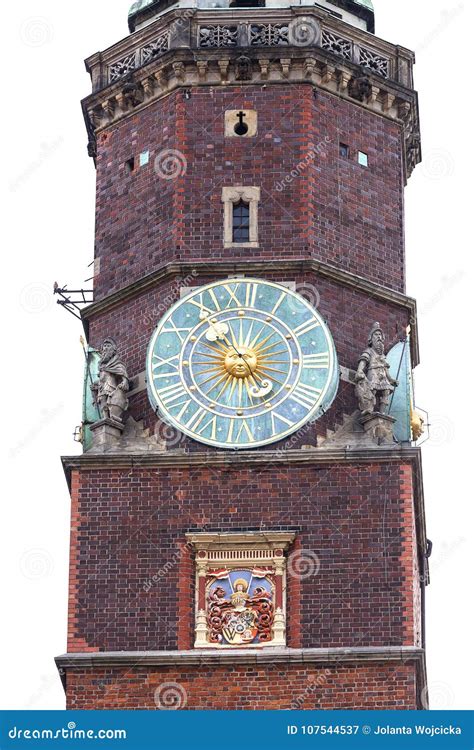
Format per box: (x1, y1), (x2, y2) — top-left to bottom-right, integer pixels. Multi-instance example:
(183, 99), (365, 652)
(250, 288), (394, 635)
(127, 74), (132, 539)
(57, 0), (429, 709)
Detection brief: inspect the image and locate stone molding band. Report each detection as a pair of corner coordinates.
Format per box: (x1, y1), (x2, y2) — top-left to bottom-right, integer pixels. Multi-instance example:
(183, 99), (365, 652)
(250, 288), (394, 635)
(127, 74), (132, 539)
(81, 259), (420, 366)
(56, 645), (425, 669)
(62, 444), (421, 472)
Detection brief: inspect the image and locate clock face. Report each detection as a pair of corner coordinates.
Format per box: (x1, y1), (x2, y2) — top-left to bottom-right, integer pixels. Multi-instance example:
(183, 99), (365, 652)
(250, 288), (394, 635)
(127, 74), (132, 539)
(146, 278), (339, 449)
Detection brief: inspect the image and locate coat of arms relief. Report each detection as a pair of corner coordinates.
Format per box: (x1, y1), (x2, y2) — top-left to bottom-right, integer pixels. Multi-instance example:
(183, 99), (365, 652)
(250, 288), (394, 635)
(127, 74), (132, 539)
(207, 569), (274, 646)
(186, 532), (296, 649)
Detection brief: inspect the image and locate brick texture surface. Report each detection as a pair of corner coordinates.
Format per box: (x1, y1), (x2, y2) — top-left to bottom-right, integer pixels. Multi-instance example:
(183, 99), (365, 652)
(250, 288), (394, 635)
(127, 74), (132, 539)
(65, 663), (418, 710)
(67, 463), (419, 655)
(93, 85), (405, 301)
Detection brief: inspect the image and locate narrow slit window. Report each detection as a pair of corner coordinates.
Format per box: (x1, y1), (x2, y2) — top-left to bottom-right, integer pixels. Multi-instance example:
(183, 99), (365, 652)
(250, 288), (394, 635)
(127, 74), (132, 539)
(232, 200), (250, 243)
(358, 151), (369, 167)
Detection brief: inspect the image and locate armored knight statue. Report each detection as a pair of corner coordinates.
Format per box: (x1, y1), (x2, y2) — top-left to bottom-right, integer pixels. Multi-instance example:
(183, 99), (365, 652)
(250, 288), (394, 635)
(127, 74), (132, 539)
(91, 337), (130, 424)
(355, 323), (398, 416)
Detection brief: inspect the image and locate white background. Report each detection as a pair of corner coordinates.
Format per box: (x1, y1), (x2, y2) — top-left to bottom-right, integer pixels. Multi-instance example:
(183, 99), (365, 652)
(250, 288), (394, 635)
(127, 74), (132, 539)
(1, 0), (472, 710)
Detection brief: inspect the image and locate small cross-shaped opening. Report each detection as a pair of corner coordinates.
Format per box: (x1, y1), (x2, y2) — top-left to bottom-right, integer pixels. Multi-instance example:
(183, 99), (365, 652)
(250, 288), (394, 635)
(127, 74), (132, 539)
(234, 111), (249, 136)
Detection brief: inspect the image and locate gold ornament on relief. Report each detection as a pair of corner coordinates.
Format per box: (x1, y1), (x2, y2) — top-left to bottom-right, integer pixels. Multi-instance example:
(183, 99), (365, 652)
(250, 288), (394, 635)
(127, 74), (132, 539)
(195, 309), (289, 404)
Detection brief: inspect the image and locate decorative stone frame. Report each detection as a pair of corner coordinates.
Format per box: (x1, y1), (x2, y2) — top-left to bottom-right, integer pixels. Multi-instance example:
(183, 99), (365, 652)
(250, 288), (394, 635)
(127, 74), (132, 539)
(222, 186), (260, 248)
(186, 531), (295, 649)
(224, 110), (258, 138)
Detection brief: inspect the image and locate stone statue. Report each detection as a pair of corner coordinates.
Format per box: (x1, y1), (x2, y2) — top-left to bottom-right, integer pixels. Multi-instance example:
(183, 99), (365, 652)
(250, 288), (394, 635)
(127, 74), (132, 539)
(355, 323), (398, 416)
(349, 74), (371, 102)
(235, 55), (252, 81)
(91, 337), (130, 424)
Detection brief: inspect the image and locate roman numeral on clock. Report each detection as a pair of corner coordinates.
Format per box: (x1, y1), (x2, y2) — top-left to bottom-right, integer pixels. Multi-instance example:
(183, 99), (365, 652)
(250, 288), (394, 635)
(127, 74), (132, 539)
(195, 414), (218, 441)
(289, 383), (323, 409)
(189, 291), (220, 317)
(223, 283), (241, 308)
(237, 419), (255, 443)
(185, 407), (208, 432)
(226, 418), (255, 443)
(157, 382), (188, 406)
(303, 352), (330, 369)
(161, 319), (193, 343)
(152, 353), (180, 376)
(271, 291), (286, 315)
(271, 411), (293, 436)
(294, 318), (321, 338)
(245, 282), (259, 308)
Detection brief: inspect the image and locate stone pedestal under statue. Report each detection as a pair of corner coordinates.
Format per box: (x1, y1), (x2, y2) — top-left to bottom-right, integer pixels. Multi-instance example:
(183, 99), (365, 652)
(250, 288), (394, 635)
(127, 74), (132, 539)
(360, 412), (396, 445)
(90, 418), (125, 450)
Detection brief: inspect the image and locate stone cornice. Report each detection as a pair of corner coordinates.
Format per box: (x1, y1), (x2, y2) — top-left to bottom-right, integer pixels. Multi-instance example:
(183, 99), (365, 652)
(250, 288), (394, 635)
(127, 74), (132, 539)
(56, 645), (424, 670)
(62, 444), (421, 474)
(81, 259), (420, 366)
(82, 7), (420, 179)
(185, 531), (296, 548)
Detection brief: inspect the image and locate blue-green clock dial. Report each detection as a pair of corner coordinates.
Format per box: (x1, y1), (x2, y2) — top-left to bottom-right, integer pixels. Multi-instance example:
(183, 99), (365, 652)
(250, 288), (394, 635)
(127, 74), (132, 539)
(146, 278), (339, 449)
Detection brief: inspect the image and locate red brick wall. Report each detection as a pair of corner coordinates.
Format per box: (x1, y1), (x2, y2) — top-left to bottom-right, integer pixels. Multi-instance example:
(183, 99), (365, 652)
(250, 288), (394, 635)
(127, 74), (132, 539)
(93, 85), (405, 301)
(68, 470), (99, 654)
(65, 663), (418, 710)
(67, 462), (419, 654)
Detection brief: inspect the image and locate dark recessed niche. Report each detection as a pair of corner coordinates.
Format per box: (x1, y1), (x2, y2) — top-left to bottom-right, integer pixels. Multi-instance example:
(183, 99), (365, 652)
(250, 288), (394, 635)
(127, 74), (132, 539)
(340, 143), (350, 158)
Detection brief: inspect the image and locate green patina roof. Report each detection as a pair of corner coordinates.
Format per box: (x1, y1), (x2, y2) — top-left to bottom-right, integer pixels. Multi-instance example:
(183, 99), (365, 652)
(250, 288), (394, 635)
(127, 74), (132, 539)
(354, 0), (374, 10)
(128, 0), (155, 18)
